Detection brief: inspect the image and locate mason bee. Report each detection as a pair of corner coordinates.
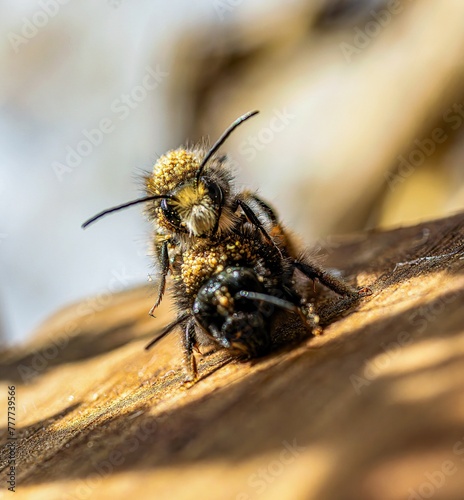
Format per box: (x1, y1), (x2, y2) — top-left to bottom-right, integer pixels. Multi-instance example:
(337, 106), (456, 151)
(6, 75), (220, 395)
(83, 111), (360, 382)
(144, 224), (324, 381)
(83, 111), (283, 316)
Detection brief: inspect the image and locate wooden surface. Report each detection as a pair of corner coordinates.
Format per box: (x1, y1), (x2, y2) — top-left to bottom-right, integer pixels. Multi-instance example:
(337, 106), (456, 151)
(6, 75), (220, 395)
(173, 0), (464, 237)
(2, 212), (464, 500)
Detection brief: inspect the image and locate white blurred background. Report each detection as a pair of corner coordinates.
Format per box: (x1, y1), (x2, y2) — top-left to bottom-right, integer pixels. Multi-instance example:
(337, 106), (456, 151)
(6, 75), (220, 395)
(2, 0), (464, 345)
(0, 0), (218, 344)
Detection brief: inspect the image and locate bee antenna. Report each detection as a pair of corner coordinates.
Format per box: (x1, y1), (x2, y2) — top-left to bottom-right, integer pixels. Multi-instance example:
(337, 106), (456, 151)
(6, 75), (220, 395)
(82, 195), (174, 229)
(196, 110), (259, 182)
(145, 312), (190, 350)
(236, 291), (298, 313)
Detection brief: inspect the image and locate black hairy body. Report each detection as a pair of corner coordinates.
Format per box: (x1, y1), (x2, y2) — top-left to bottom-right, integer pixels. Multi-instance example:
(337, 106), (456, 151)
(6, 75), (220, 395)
(146, 222), (355, 382)
(83, 111), (361, 383)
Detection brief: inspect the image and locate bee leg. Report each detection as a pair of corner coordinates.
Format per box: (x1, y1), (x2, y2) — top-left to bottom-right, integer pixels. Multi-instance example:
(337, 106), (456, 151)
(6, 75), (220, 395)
(236, 199), (282, 256)
(148, 240), (170, 317)
(145, 312), (190, 350)
(182, 319), (198, 384)
(236, 199), (272, 241)
(247, 194), (279, 224)
(293, 260), (358, 297)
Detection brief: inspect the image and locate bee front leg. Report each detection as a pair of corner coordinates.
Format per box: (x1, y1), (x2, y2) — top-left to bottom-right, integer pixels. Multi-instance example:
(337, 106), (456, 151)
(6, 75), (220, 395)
(149, 240), (170, 317)
(182, 319), (198, 384)
(246, 193), (279, 224)
(235, 198), (273, 243)
(235, 198), (284, 260)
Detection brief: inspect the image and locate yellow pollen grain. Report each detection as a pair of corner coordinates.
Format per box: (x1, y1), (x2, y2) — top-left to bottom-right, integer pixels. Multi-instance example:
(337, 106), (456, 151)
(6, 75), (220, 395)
(218, 296), (229, 307)
(179, 237), (264, 295)
(146, 149), (200, 195)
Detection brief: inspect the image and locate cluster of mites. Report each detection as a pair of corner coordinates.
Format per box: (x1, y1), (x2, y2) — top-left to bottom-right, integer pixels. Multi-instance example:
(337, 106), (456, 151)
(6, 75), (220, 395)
(84, 111), (359, 381)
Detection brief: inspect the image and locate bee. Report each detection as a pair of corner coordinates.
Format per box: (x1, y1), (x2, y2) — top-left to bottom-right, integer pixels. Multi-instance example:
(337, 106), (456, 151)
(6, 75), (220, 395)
(144, 224), (323, 381)
(83, 111), (361, 382)
(83, 111), (284, 316)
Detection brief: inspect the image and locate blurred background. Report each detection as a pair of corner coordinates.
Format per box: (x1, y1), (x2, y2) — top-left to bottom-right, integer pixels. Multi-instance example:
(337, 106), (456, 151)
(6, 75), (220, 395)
(1, 0), (464, 345)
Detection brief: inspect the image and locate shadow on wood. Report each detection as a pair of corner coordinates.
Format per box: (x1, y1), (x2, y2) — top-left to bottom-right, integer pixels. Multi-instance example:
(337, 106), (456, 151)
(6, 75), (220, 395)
(1, 212), (464, 500)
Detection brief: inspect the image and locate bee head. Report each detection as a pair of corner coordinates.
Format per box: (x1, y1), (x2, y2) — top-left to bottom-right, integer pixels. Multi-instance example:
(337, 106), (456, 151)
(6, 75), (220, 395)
(81, 111), (258, 232)
(193, 267), (273, 357)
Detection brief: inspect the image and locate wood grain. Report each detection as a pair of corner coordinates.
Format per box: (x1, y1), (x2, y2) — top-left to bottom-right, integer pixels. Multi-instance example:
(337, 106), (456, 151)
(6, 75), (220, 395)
(1, 212), (464, 500)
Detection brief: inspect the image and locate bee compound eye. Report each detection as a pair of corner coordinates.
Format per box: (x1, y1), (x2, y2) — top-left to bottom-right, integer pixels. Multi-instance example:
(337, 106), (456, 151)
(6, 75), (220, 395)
(201, 178), (223, 206)
(160, 198), (182, 229)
